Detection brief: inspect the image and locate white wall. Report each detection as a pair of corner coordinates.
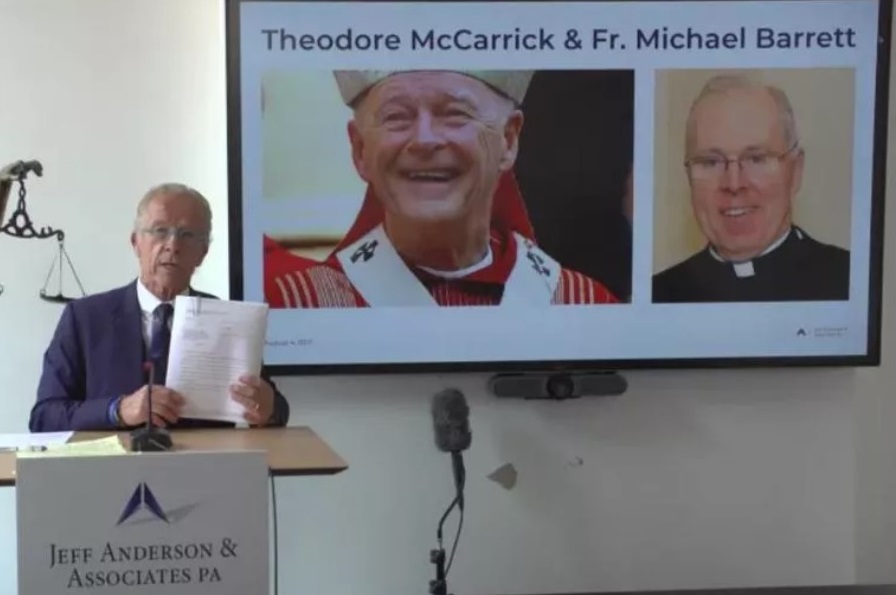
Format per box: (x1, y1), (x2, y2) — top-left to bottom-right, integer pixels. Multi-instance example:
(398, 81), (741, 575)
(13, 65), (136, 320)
(0, 1), (892, 594)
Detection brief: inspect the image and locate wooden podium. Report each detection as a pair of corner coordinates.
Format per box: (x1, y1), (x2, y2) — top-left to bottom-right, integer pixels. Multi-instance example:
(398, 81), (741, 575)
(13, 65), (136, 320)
(0, 425), (348, 487)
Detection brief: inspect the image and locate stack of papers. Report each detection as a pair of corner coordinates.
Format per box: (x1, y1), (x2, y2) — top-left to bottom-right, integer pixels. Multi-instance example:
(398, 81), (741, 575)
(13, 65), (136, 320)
(167, 295), (269, 423)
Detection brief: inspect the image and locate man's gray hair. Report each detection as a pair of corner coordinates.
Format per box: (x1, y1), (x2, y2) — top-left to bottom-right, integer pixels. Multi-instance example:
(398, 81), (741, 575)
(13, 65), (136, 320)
(134, 182), (213, 237)
(685, 73), (800, 154)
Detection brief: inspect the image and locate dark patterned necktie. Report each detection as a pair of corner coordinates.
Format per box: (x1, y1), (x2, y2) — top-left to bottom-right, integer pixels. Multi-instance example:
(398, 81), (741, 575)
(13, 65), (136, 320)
(149, 303), (173, 384)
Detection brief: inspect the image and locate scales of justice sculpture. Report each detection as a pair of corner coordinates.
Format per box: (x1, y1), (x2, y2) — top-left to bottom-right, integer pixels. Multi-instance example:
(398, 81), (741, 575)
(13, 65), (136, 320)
(0, 159), (85, 301)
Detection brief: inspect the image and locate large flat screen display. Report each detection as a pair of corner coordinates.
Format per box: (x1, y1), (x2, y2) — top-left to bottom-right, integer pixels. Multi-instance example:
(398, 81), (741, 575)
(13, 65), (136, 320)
(226, 0), (891, 373)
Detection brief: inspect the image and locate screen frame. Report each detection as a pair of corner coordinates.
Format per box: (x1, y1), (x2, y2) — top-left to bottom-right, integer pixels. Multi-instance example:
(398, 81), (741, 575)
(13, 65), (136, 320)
(225, 0), (892, 376)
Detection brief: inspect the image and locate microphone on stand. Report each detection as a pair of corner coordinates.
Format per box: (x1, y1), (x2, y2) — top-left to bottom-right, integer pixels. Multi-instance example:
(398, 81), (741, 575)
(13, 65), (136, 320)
(429, 388), (472, 595)
(130, 361), (172, 452)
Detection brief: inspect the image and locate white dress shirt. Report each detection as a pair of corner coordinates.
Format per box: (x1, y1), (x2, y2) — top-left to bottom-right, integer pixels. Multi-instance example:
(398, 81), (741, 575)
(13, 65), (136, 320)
(135, 280), (187, 350)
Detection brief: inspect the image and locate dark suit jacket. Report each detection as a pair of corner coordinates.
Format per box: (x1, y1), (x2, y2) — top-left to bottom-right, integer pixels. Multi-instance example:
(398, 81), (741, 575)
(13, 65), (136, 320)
(29, 280), (290, 432)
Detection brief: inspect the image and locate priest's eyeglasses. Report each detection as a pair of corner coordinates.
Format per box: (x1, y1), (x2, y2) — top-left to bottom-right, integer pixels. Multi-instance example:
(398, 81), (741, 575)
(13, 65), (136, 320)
(141, 226), (209, 246)
(685, 143), (800, 181)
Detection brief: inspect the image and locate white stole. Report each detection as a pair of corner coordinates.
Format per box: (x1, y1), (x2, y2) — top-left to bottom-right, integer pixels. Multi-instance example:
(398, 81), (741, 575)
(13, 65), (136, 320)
(334, 224), (561, 307)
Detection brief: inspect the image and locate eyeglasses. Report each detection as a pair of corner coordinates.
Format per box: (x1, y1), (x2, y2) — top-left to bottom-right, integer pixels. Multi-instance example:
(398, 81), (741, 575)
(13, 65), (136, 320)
(685, 143), (799, 181)
(141, 226), (209, 245)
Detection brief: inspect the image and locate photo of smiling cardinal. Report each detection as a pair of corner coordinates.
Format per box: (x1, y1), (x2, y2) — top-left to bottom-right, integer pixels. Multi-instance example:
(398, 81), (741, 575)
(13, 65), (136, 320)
(263, 69), (620, 309)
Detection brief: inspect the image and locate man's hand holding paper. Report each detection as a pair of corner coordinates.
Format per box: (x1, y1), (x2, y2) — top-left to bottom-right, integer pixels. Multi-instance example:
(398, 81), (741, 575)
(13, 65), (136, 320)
(164, 296), (272, 424)
(118, 384), (185, 427)
(230, 374), (277, 425)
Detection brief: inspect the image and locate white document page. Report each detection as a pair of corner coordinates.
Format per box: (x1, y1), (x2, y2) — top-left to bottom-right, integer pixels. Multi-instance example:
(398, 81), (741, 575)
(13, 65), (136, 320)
(0, 431), (73, 452)
(166, 296), (269, 423)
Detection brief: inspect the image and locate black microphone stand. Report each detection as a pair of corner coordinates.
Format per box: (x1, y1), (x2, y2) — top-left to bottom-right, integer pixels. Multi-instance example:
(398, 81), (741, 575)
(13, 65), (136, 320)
(430, 494), (458, 595)
(430, 451), (466, 595)
(130, 362), (172, 452)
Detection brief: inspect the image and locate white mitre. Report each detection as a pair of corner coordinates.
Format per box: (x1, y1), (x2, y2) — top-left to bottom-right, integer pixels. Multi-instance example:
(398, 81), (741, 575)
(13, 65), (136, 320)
(333, 69), (535, 106)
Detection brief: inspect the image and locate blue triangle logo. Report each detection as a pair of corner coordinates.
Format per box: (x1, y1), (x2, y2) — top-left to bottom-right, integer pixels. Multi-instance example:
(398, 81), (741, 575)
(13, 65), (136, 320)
(116, 482), (169, 525)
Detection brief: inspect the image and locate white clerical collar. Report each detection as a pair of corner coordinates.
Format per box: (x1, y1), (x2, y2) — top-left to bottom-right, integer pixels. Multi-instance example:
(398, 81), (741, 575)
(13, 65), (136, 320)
(135, 279), (187, 315)
(416, 246), (494, 279)
(709, 227), (797, 278)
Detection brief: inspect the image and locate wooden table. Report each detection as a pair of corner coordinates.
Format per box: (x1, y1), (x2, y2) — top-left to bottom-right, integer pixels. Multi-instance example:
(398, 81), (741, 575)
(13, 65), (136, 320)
(0, 426), (348, 487)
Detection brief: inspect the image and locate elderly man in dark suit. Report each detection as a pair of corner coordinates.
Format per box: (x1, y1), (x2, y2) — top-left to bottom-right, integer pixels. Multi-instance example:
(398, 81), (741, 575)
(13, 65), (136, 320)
(29, 183), (290, 432)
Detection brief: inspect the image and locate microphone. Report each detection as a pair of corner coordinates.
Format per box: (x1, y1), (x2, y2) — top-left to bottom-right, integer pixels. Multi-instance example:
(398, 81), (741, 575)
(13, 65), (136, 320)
(429, 388), (472, 595)
(130, 361), (172, 452)
(432, 388), (471, 509)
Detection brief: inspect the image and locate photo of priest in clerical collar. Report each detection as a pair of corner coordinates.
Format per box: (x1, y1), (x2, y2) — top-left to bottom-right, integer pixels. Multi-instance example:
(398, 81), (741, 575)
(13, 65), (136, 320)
(652, 69), (853, 303)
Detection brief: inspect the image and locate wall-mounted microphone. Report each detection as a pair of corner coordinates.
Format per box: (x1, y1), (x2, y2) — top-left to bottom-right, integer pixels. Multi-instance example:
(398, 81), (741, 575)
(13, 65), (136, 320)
(130, 361), (172, 452)
(429, 388), (472, 595)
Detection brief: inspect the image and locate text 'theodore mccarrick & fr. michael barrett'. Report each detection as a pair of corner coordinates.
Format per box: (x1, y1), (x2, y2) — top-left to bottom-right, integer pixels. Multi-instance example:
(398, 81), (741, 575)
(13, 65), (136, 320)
(259, 25), (858, 52)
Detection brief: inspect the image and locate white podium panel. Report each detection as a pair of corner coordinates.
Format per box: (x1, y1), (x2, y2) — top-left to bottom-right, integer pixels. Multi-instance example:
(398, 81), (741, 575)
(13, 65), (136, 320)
(16, 450), (269, 595)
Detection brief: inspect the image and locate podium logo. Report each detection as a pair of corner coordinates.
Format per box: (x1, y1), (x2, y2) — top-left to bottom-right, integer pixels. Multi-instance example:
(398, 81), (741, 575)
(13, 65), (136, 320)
(115, 482), (201, 526)
(117, 482), (169, 525)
